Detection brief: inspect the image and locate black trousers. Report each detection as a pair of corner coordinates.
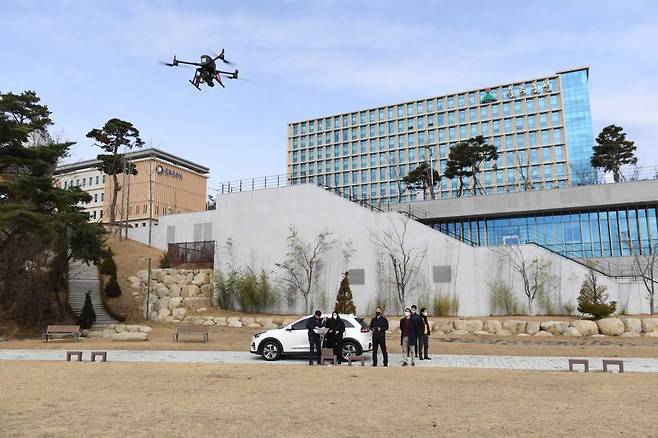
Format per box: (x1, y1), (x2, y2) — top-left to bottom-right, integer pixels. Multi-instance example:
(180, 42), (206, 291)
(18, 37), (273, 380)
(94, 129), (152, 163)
(308, 334), (321, 363)
(328, 335), (343, 362)
(372, 334), (388, 366)
(418, 334), (429, 358)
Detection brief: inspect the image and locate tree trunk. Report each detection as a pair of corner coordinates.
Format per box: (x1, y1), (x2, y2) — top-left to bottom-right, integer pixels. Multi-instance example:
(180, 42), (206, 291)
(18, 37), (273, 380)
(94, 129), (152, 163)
(109, 173), (119, 225)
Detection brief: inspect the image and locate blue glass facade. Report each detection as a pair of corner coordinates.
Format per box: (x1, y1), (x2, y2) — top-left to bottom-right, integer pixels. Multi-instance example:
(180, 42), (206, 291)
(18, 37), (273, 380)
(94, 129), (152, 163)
(432, 204), (658, 258)
(288, 68), (594, 204)
(560, 69), (595, 182)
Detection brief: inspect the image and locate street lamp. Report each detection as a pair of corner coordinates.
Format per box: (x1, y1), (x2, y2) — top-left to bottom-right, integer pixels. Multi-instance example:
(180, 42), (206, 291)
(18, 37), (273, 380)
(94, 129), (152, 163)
(139, 256), (152, 320)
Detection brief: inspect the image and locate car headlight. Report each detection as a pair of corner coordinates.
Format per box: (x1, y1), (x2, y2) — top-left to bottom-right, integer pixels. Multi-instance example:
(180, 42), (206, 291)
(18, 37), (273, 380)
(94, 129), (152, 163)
(253, 331), (265, 339)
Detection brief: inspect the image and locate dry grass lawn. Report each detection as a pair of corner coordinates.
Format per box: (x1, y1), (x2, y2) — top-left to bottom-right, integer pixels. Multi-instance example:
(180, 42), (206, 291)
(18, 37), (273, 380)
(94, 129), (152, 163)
(1, 361), (657, 437)
(4, 324), (658, 358)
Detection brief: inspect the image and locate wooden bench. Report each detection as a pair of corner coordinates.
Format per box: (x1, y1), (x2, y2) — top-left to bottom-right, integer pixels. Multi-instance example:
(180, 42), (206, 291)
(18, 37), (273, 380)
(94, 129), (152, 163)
(320, 348), (337, 365)
(347, 355), (366, 366)
(602, 359), (624, 373)
(43, 325), (80, 343)
(568, 359), (589, 372)
(173, 325), (209, 343)
(91, 351), (108, 362)
(66, 351), (83, 362)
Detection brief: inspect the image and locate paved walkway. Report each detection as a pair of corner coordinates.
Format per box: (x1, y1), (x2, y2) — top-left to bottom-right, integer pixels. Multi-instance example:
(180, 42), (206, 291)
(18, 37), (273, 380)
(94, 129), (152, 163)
(2, 350), (658, 372)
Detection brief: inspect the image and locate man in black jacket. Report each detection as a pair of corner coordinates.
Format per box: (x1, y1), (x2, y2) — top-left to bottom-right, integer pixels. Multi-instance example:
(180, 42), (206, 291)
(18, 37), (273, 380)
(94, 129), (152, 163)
(306, 310), (324, 365)
(369, 307), (389, 367)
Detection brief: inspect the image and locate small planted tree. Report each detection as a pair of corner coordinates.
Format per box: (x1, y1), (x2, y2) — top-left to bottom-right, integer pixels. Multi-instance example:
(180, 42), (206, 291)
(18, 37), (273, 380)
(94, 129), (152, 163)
(104, 275), (122, 298)
(99, 247), (117, 276)
(577, 269), (617, 319)
(77, 292), (97, 329)
(334, 271), (356, 314)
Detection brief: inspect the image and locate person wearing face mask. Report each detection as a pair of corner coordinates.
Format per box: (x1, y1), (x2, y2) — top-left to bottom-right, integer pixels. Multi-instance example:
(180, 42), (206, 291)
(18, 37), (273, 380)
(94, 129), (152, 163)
(306, 310), (324, 365)
(418, 307), (431, 360)
(399, 307), (419, 366)
(326, 311), (346, 364)
(369, 307), (389, 367)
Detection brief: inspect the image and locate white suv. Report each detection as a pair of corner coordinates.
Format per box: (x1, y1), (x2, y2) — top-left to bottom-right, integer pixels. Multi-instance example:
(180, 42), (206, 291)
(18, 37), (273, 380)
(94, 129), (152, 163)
(250, 314), (373, 361)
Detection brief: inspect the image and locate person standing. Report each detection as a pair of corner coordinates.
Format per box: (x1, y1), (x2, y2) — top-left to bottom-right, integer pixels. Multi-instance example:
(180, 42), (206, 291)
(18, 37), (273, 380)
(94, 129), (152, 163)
(326, 311), (345, 364)
(418, 307), (431, 360)
(411, 305), (422, 357)
(369, 307), (389, 367)
(400, 308), (419, 366)
(306, 310), (324, 365)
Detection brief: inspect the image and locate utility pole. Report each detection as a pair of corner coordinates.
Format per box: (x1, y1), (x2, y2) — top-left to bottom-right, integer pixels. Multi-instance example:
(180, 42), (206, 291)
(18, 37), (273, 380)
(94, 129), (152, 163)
(125, 157), (131, 240)
(148, 154), (154, 246)
(145, 256), (152, 320)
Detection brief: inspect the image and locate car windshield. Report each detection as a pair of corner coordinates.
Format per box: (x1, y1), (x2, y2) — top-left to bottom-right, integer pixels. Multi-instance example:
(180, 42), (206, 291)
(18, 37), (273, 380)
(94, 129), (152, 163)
(355, 317), (369, 329)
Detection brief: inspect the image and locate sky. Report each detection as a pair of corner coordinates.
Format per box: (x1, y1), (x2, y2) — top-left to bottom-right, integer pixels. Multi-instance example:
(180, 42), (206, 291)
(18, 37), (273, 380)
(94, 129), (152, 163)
(2, 0), (658, 190)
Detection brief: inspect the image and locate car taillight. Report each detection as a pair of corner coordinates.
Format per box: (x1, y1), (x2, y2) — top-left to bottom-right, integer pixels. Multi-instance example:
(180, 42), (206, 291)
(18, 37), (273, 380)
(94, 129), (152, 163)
(360, 327), (370, 333)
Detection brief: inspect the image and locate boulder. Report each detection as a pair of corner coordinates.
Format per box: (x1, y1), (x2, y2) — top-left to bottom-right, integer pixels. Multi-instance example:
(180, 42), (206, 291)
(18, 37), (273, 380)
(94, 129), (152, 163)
(641, 318), (658, 333)
(517, 333), (530, 337)
(621, 332), (640, 337)
(157, 297), (171, 312)
(172, 308), (187, 319)
(200, 284), (213, 297)
(125, 325), (141, 332)
(502, 320), (527, 334)
(242, 317), (256, 325)
(216, 320), (228, 327)
(128, 275), (140, 284)
(451, 329), (470, 336)
(483, 320), (502, 333)
(114, 324), (126, 333)
(102, 329), (115, 338)
(591, 334), (607, 337)
(453, 320), (483, 333)
(197, 307), (208, 313)
(622, 318), (642, 334)
(525, 321), (541, 335)
(192, 272), (209, 285)
(495, 329), (512, 336)
(138, 326), (153, 333)
(182, 297), (211, 312)
(183, 285), (200, 298)
(228, 320), (243, 328)
(168, 297), (184, 310)
(597, 318), (625, 336)
(112, 331), (148, 341)
(645, 331), (658, 338)
(227, 316), (241, 323)
(162, 275), (176, 285)
(86, 331), (102, 338)
(136, 270), (149, 282)
(262, 322), (278, 330)
(564, 327), (582, 337)
(168, 284), (182, 298)
(433, 320), (453, 333)
(534, 331), (553, 337)
(540, 321), (568, 335)
(157, 308), (172, 319)
(473, 330), (492, 336)
(156, 285), (170, 298)
(570, 320), (599, 336)
(247, 322), (262, 328)
(202, 320), (215, 326)
(213, 316), (228, 324)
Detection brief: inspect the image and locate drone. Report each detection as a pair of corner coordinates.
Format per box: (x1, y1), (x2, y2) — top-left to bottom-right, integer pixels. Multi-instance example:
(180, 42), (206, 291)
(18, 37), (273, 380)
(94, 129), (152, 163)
(161, 49), (239, 90)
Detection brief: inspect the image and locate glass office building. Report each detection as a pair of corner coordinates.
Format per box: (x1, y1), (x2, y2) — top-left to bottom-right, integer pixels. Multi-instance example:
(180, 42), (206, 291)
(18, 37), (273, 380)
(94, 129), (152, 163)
(287, 67), (594, 203)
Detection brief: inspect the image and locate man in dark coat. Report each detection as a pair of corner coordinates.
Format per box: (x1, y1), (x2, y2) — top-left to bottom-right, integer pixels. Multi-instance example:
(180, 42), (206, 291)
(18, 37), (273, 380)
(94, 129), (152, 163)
(326, 311), (346, 363)
(369, 306), (389, 367)
(400, 307), (419, 366)
(306, 310), (324, 365)
(418, 307), (431, 360)
(411, 304), (422, 358)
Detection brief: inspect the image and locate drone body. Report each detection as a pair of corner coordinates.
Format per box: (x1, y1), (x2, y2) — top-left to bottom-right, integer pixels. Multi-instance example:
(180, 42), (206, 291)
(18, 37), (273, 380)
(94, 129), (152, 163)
(163, 49), (238, 90)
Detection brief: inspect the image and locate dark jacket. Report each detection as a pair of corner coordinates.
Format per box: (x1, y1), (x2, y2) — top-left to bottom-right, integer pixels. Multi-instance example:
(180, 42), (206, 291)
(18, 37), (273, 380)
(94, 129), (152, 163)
(326, 316), (345, 337)
(369, 315), (389, 336)
(400, 316), (420, 344)
(306, 316), (324, 337)
(420, 315), (431, 337)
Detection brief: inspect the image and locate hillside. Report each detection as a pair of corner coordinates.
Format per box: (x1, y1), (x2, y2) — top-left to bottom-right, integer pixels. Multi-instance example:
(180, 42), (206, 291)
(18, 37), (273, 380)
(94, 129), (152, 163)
(105, 236), (164, 322)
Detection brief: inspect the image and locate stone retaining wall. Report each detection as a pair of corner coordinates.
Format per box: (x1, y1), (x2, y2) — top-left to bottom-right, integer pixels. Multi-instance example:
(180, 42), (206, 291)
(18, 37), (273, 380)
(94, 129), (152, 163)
(84, 324), (152, 341)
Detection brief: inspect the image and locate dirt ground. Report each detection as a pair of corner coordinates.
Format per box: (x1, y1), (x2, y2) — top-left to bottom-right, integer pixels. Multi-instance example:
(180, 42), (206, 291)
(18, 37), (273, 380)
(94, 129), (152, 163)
(4, 324), (658, 358)
(1, 361), (657, 437)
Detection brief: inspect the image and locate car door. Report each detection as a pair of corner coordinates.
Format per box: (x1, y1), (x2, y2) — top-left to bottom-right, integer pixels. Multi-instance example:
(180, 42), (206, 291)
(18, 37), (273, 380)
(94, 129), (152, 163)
(283, 317), (311, 352)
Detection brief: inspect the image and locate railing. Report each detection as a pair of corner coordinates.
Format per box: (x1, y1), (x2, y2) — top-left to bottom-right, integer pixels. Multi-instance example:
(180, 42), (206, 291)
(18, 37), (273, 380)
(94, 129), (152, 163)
(168, 241), (214, 267)
(213, 174), (290, 194)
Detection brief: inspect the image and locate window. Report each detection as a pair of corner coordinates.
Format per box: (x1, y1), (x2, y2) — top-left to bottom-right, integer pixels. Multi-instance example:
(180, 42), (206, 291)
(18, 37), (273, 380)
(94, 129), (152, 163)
(291, 318), (311, 330)
(417, 101), (424, 113)
(100, 193), (104, 201)
(301, 123), (307, 134)
(95, 176), (99, 184)
(94, 193), (98, 202)
(447, 96), (454, 109)
(102, 175), (105, 183)
(458, 95), (465, 107)
(427, 101), (434, 112)
(553, 128), (562, 143)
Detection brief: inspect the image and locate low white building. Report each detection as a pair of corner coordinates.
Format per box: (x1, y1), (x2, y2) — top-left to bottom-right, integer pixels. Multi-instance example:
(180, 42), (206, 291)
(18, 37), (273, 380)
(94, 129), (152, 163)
(129, 184), (648, 316)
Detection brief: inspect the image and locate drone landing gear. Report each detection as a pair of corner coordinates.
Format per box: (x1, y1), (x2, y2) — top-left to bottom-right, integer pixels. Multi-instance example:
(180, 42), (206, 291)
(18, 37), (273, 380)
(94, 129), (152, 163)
(189, 79), (201, 91)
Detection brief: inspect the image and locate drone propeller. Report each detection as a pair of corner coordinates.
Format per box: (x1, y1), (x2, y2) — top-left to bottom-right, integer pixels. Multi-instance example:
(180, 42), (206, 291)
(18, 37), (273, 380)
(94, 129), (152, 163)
(211, 49), (234, 65)
(159, 55), (178, 67)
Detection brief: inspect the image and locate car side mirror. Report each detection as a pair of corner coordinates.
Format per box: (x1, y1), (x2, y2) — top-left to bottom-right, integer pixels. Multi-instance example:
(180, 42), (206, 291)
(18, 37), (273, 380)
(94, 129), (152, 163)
(285, 327), (293, 331)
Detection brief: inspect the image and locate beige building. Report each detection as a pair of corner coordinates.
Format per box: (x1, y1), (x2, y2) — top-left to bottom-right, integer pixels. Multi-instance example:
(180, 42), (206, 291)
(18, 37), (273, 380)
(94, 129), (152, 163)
(54, 148), (209, 228)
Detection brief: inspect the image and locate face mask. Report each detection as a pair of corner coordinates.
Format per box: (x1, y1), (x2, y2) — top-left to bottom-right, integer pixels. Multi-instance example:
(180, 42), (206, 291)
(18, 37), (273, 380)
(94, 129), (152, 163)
(422, 311), (427, 316)
(404, 311), (411, 317)
(375, 312), (381, 317)
(332, 314), (337, 319)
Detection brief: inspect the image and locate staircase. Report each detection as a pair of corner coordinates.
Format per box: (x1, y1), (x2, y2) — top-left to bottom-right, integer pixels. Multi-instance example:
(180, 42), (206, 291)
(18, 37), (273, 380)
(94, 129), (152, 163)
(68, 259), (119, 325)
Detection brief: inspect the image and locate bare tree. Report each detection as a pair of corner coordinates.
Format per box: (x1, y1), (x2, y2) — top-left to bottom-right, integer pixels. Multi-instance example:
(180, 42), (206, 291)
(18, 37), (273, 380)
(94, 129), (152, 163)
(275, 226), (336, 313)
(370, 216), (427, 312)
(629, 240), (657, 314)
(569, 162), (599, 186)
(512, 150), (537, 191)
(493, 245), (551, 315)
(390, 158), (408, 203)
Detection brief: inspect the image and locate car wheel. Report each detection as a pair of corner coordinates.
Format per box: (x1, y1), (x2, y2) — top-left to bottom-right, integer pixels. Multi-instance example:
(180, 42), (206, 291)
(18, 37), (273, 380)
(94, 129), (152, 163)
(341, 340), (361, 361)
(260, 340), (281, 361)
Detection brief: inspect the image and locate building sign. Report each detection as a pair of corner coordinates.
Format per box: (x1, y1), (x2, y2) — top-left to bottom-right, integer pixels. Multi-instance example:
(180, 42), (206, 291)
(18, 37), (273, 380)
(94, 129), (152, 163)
(157, 165), (183, 180)
(505, 80), (551, 99)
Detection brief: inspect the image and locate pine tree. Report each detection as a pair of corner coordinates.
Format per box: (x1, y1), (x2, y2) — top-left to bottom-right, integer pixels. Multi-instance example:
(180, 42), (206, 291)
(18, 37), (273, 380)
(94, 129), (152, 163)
(77, 292), (97, 329)
(99, 247), (117, 276)
(334, 271), (356, 314)
(591, 124), (636, 183)
(577, 269), (617, 319)
(104, 276), (122, 298)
